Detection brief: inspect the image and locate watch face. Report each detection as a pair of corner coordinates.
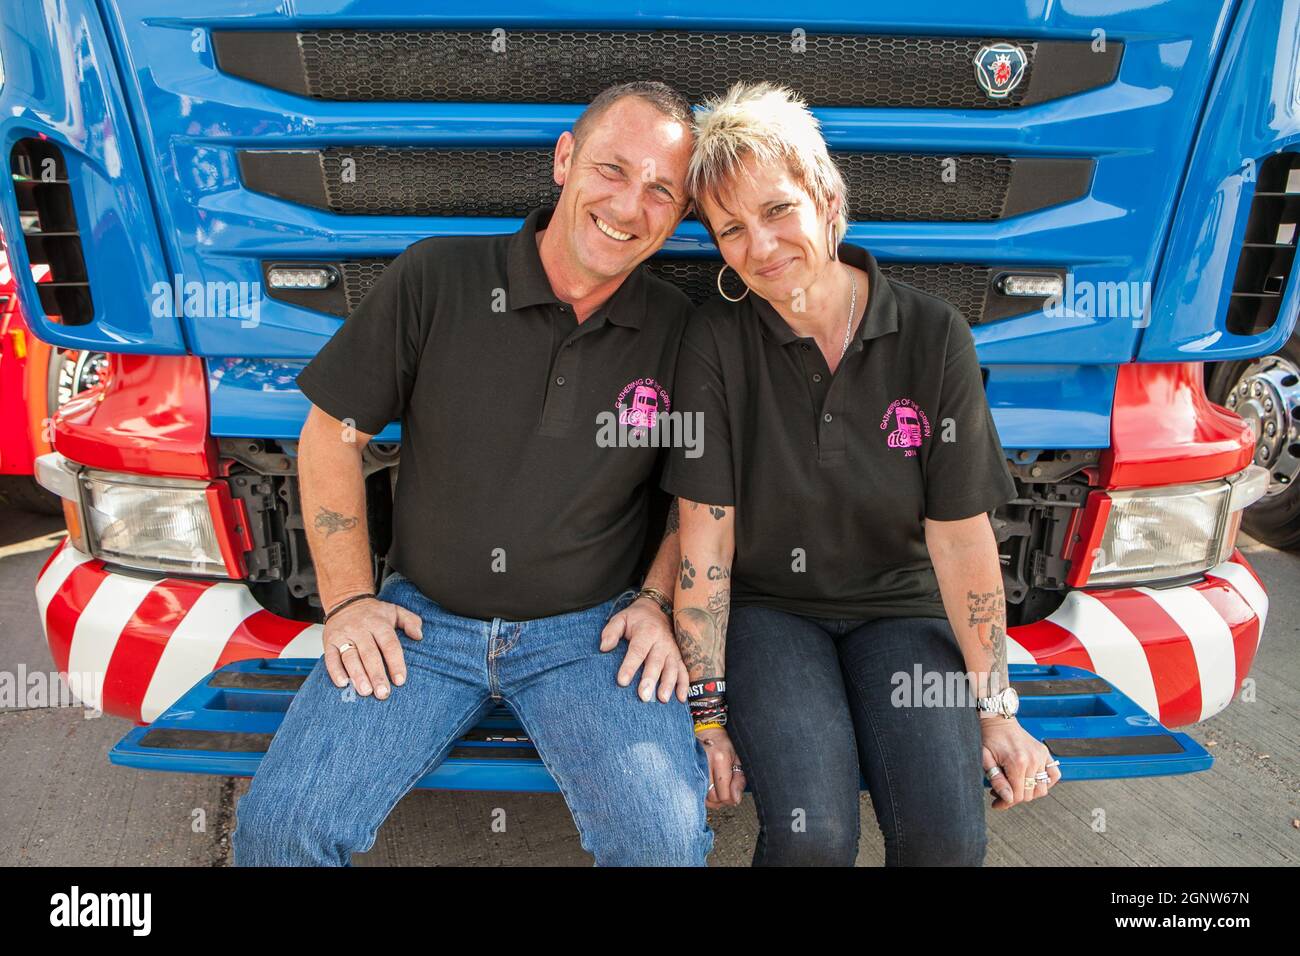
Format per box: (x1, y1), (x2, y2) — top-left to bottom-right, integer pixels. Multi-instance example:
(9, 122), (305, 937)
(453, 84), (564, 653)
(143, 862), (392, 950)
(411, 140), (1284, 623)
(1003, 687), (1020, 716)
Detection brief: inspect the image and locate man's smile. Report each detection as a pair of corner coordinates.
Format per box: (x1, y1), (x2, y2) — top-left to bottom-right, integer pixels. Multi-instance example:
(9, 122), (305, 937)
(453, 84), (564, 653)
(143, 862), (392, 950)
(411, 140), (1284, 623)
(591, 213), (637, 242)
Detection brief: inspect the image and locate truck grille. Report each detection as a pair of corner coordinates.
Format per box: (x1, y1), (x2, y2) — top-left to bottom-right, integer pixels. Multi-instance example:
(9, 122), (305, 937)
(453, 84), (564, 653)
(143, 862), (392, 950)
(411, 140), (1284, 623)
(213, 30), (1120, 109)
(239, 147), (1092, 222)
(9, 139), (93, 325)
(288, 256), (1058, 325)
(1228, 151), (1300, 336)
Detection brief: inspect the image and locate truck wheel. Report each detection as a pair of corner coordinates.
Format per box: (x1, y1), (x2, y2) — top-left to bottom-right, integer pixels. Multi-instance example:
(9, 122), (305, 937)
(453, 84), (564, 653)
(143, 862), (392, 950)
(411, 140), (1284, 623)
(1207, 334), (1300, 550)
(46, 348), (109, 414)
(0, 475), (62, 515)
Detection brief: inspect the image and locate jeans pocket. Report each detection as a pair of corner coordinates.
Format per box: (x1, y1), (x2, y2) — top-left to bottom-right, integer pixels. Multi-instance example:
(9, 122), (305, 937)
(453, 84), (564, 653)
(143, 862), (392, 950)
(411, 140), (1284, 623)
(377, 568), (413, 607)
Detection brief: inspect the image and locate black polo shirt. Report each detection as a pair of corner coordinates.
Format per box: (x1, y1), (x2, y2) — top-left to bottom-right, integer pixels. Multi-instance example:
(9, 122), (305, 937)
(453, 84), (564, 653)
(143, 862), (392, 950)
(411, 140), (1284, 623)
(662, 243), (1016, 621)
(297, 207), (692, 621)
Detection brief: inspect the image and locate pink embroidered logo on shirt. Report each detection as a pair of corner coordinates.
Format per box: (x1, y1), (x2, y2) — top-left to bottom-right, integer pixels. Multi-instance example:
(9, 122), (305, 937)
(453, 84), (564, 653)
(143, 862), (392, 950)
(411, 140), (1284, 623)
(880, 398), (931, 457)
(616, 378), (671, 437)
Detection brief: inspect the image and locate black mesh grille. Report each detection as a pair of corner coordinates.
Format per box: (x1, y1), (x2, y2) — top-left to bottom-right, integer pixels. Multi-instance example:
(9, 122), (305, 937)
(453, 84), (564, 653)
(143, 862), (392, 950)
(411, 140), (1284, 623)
(267, 148), (1025, 221)
(322, 148), (560, 217)
(340, 260), (394, 312)
(339, 256), (993, 320)
(216, 31), (1122, 109)
(295, 30), (1031, 108)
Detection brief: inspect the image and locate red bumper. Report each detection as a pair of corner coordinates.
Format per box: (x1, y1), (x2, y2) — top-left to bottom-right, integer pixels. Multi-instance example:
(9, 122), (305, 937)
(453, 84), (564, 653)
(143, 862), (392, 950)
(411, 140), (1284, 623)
(35, 537), (1267, 727)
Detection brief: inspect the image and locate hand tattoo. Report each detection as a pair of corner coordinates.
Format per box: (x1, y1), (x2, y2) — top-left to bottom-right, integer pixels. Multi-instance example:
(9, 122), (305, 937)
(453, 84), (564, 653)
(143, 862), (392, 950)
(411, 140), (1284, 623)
(314, 507), (358, 538)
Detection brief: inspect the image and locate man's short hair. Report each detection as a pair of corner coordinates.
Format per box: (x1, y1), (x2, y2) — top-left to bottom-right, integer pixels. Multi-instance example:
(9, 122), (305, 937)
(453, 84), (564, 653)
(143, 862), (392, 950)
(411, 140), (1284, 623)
(571, 81), (695, 151)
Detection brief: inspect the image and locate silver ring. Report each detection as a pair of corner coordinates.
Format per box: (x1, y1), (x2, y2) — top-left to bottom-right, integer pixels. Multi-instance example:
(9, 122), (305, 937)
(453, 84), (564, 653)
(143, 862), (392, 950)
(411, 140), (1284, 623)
(1035, 772), (1050, 782)
(1044, 759), (1061, 769)
(336, 642), (356, 655)
(732, 766), (743, 774)
(986, 766), (1003, 780)
(707, 782), (715, 792)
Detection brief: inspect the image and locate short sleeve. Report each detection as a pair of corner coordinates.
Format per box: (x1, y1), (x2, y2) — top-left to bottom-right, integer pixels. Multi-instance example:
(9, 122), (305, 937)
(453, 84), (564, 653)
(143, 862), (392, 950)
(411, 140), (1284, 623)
(921, 313), (1017, 520)
(296, 250), (424, 435)
(661, 312), (735, 507)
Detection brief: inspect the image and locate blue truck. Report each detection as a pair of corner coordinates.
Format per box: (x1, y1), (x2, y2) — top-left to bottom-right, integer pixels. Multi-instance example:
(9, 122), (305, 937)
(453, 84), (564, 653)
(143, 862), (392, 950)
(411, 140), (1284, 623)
(0, 0), (1295, 790)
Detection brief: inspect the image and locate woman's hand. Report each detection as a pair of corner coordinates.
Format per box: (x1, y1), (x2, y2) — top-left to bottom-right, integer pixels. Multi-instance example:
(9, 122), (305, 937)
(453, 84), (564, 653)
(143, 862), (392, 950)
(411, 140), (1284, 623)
(979, 717), (1060, 809)
(696, 725), (746, 809)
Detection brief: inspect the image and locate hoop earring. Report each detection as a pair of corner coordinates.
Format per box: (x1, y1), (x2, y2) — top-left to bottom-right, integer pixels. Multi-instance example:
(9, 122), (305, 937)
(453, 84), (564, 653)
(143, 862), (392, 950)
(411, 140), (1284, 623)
(827, 221), (839, 262)
(716, 263), (750, 302)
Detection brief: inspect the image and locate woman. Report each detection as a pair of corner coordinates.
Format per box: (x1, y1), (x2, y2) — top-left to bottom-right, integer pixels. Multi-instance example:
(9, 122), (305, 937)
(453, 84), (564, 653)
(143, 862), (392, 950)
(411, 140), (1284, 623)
(664, 83), (1058, 866)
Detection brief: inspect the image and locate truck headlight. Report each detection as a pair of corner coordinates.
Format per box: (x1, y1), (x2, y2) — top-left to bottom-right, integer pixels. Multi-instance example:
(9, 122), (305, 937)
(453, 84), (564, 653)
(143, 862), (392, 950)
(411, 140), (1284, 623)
(35, 453), (241, 578)
(1084, 465), (1268, 586)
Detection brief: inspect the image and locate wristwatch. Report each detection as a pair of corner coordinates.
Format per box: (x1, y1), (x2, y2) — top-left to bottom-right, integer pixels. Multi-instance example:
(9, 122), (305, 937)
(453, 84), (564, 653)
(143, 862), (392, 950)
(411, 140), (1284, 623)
(975, 686), (1020, 719)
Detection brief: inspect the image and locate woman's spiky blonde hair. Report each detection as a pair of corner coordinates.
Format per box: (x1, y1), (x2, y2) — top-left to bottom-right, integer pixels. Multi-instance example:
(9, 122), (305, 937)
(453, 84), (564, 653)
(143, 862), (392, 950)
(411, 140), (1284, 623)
(687, 82), (848, 245)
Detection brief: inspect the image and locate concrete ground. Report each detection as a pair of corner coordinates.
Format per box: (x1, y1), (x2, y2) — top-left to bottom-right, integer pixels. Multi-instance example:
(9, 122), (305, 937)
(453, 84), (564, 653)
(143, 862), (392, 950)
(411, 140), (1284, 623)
(1, 501), (1295, 866)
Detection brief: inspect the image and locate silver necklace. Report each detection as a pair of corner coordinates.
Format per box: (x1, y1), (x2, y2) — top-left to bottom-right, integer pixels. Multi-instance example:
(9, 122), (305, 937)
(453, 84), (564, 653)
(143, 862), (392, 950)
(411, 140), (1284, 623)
(839, 273), (858, 359)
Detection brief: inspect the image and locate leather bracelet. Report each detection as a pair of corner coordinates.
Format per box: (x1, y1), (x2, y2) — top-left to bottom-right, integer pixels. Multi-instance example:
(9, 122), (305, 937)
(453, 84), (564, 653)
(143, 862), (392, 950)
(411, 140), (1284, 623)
(324, 591), (377, 623)
(635, 586), (673, 618)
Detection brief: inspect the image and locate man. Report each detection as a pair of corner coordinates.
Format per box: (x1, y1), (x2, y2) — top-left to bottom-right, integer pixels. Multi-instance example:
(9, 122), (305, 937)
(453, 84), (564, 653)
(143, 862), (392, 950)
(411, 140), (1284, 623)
(231, 82), (711, 866)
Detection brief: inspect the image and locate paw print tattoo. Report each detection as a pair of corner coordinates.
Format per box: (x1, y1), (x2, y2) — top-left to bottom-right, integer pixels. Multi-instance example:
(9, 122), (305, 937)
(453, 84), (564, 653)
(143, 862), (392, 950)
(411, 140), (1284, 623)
(709, 506), (726, 520)
(680, 556), (697, 590)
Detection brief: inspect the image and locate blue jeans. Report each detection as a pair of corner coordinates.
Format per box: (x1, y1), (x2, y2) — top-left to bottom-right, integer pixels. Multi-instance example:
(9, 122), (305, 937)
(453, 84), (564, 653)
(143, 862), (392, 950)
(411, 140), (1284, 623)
(232, 571), (713, 866)
(725, 606), (987, 866)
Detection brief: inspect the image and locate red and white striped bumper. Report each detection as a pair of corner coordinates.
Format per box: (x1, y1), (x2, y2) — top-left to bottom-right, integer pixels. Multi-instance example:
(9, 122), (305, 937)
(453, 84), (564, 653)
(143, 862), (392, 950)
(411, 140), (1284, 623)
(1008, 550), (1268, 727)
(35, 539), (1267, 728)
(35, 539), (324, 723)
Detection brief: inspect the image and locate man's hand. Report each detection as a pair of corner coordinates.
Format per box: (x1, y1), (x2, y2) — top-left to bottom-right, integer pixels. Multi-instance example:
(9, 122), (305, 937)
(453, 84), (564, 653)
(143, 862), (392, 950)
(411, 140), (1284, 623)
(600, 596), (688, 703)
(322, 598), (424, 700)
(980, 717), (1060, 809)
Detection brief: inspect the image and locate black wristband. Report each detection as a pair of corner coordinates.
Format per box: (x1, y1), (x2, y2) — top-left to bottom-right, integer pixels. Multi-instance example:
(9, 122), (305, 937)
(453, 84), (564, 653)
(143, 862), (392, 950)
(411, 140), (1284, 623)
(324, 591), (377, 623)
(688, 677), (726, 700)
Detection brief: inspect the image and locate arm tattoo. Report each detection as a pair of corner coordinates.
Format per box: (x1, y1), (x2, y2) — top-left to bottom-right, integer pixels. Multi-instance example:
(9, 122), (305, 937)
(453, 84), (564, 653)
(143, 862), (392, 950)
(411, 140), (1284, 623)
(674, 583), (731, 678)
(663, 499), (680, 539)
(314, 506), (358, 538)
(966, 586), (1009, 693)
(680, 556), (697, 590)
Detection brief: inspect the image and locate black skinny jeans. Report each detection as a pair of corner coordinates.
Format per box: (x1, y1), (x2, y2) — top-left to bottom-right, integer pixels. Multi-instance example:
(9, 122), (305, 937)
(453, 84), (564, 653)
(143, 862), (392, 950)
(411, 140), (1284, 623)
(725, 605), (988, 866)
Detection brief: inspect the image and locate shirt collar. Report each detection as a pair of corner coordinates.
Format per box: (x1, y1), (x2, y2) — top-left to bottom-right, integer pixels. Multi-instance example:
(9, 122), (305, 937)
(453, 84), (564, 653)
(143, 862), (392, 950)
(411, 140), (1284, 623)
(751, 242), (900, 349)
(506, 206), (647, 329)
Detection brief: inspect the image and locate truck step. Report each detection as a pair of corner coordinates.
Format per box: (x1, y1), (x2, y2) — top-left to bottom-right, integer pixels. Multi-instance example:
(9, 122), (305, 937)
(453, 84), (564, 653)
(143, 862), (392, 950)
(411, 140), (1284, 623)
(109, 659), (1210, 792)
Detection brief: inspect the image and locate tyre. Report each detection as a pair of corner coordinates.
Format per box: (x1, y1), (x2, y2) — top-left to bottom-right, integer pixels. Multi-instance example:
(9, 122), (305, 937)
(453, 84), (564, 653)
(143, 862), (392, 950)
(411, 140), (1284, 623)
(0, 474), (62, 515)
(1207, 332), (1300, 550)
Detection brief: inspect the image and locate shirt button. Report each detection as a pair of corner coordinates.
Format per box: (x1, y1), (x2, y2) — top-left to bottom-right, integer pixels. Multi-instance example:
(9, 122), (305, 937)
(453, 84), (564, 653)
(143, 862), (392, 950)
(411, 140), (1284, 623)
(801, 343), (811, 351)
(555, 376), (566, 386)
(823, 412), (833, 423)
(812, 373), (823, 383)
